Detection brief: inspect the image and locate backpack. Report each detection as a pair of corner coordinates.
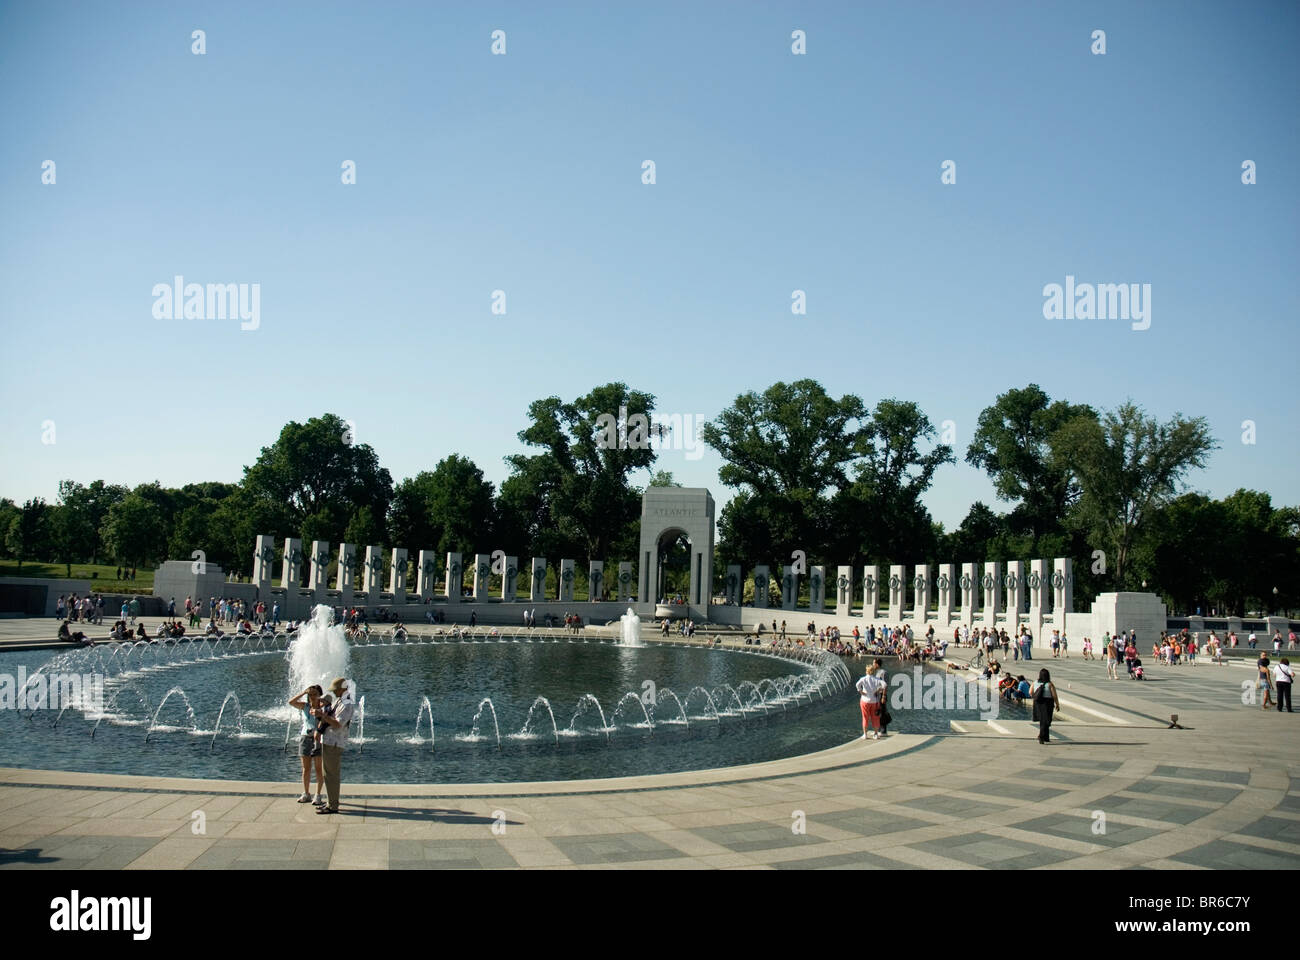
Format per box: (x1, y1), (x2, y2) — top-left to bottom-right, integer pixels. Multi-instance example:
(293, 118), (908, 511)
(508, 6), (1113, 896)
(1034, 682), (1053, 704)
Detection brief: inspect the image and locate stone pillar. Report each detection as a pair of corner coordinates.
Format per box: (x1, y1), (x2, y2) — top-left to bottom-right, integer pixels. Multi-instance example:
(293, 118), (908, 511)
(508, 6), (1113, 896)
(281, 537), (303, 590)
(445, 552), (462, 603)
(863, 566), (880, 621)
(689, 548), (707, 607)
(558, 559), (576, 602)
(1005, 560), (1024, 634)
(724, 564), (742, 606)
(473, 553), (491, 601)
(808, 566), (826, 614)
(752, 566), (771, 609)
(781, 565), (799, 610)
(1265, 616), (1289, 645)
(253, 535), (276, 593)
(835, 565), (853, 617)
(309, 541), (330, 604)
(416, 550), (436, 602)
(1028, 558), (1050, 640)
(501, 557), (518, 601)
(888, 565), (907, 620)
(983, 561), (1002, 628)
(960, 562), (978, 624)
(912, 564), (930, 621)
(589, 561), (604, 603)
(363, 546), (384, 601)
(530, 558), (547, 602)
(618, 561), (633, 602)
(936, 563), (955, 625)
(336, 544), (355, 608)
(1052, 557), (1073, 615)
(389, 548), (408, 604)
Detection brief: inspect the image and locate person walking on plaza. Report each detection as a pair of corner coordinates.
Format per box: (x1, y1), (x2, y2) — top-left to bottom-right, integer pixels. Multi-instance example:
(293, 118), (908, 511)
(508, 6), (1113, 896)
(856, 664), (887, 741)
(1030, 668), (1060, 744)
(1274, 658), (1294, 713)
(314, 677), (355, 814)
(1257, 654), (1274, 710)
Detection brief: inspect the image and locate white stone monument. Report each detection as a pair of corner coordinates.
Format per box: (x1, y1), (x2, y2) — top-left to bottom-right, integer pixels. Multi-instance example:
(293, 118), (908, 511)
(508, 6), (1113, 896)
(809, 565), (826, 614)
(725, 564), (743, 606)
(781, 565), (799, 611)
(389, 548), (408, 604)
(863, 565), (880, 621)
(282, 538), (303, 589)
(363, 545), (384, 600)
(912, 565), (930, 621)
(558, 559), (576, 602)
(618, 561), (634, 601)
(752, 565), (771, 609)
(473, 553), (491, 601)
(530, 558), (547, 601)
(835, 565), (853, 617)
(983, 561), (1002, 628)
(888, 565), (906, 619)
(253, 535), (276, 593)
(501, 557), (518, 601)
(960, 562), (978, 624)
(588, 561), (604, 603)
(309, 541), (330, 604)
(937, 563), (955, 625)
(416, 550), (436, 602)
(1005, 560), (1024, 633)
(336, 543), (355, 606)
(1052, 557), (1073, 616)
(445, 552), (462, 603)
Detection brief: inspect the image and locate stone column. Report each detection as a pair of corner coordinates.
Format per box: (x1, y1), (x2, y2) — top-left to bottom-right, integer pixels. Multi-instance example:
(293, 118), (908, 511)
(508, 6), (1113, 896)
(472, 553), (491, 601)
(445, 552), (462, 603)
(752, 566), (771, 609)
(808, 566), (826, 614)
(501, 557), (518, 601)
(618, 561), (633, 602)
(589, 561), (604, 603)
(912, 564), (930, 621)
(309, 541), (330, 605)
(724, 565), (742, 606)
(960, 562), (978, 624)
(1028, 558), (1049, 640)
(416, 550), (436, 602)
(253, 534), (276, 594)
(983, 561), (1002, 629)
(363, 546), (384, 601)
(1052, 557), (1073, 615)
(781, 566), (799, 610)
(1005, 560), (1024, 635)
(863, 566), (880, 621)
(936, 563), (955, 625)
(835, 565), (853, 617)
(336, 544), (355, 608)
(558, 559), (576, 602)
(530, 558), (547, 602)
(281, 538), (303, 590)
(389, 548), (408, 604)
(888, 565), (907, 620)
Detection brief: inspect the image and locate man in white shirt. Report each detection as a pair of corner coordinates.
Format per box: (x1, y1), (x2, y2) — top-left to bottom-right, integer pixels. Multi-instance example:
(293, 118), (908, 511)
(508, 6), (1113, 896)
(315, 677), (355, 814)
(855, 666), (888, 740)
(1274, 658), (1294, 713)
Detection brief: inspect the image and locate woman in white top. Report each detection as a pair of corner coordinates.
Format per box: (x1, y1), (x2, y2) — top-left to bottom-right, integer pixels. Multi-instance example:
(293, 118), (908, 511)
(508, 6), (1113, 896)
(855, 665), (888, 741)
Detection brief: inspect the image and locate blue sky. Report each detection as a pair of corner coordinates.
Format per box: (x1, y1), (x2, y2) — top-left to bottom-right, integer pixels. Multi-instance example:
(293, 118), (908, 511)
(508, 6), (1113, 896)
(1, 0), (1297, 530)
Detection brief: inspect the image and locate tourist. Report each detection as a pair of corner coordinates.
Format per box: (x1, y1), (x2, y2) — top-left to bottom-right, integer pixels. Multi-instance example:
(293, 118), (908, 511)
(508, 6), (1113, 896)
(289, 685), (326, 804)
(1274, 658), (1294, 713)
(1273, 630), (1282, 652)
(1124, 638), (1138, 675)
(1257, 654), (1273, 710)
(856, 664), (887, 741)
(315, 677), (355, 815)
(1030, 669), (1060, 743)
(1060, 632), (1068, 658)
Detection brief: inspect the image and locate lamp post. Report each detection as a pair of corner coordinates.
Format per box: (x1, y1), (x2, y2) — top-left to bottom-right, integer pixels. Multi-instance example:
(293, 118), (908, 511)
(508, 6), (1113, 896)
(1273, 586), (1279, 616)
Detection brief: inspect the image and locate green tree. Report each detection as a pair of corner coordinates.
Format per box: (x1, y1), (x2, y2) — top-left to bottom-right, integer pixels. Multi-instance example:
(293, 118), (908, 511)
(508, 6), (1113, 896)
(100, 493), (167, 567)
(505, 383), (658, 561)
(833, 398), (954, 564)
(966, 385), (1097, 555)
(1052, 401), (1217, 588)
(703, 380), (866, 571)
(389, 455), (495, 557)
(5, 498), (52, 570)
(241, 414), (393, 547)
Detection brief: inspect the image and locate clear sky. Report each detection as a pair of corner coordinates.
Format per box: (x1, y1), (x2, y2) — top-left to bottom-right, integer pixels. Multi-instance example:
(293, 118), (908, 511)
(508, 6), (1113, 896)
(1, 0), (1297, 530)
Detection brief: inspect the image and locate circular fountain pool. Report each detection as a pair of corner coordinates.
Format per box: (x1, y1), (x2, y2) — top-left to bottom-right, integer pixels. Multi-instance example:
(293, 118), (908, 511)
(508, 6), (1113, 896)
(0, 610), (977, 784)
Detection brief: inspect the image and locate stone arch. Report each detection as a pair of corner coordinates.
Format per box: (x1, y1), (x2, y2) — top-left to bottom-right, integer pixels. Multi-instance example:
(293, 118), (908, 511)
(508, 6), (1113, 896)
(637, 488), (715, 612)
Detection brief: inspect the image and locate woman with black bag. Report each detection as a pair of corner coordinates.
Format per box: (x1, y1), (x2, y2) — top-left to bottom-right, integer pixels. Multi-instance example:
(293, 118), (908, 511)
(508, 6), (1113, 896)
(1030, 668), (1059, 744)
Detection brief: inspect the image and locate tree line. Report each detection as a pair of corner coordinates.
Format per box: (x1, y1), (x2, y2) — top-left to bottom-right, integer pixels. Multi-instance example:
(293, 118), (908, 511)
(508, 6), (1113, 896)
(3, 380), (1295, 616)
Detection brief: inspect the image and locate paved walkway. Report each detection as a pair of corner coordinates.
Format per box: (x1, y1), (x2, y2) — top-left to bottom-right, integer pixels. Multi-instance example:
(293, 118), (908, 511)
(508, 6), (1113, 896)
(1, 639), (1296, 869)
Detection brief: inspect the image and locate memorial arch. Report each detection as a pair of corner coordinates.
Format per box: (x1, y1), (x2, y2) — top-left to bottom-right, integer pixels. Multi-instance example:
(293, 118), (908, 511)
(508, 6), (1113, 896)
(637, 488), (715, 610)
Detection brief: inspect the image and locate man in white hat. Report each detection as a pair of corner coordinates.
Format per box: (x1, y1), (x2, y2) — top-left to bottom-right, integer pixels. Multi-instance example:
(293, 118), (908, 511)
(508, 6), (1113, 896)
(314, 677), (355, 814)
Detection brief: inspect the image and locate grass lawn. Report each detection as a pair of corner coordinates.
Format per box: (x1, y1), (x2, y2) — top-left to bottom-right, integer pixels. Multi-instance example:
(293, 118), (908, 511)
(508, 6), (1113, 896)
(0, 560), (154, 594)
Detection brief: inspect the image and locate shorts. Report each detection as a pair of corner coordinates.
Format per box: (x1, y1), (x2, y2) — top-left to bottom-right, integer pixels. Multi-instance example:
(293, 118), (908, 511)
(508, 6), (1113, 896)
(299, 734), (321, 758)
(860, 699), (880, 728)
